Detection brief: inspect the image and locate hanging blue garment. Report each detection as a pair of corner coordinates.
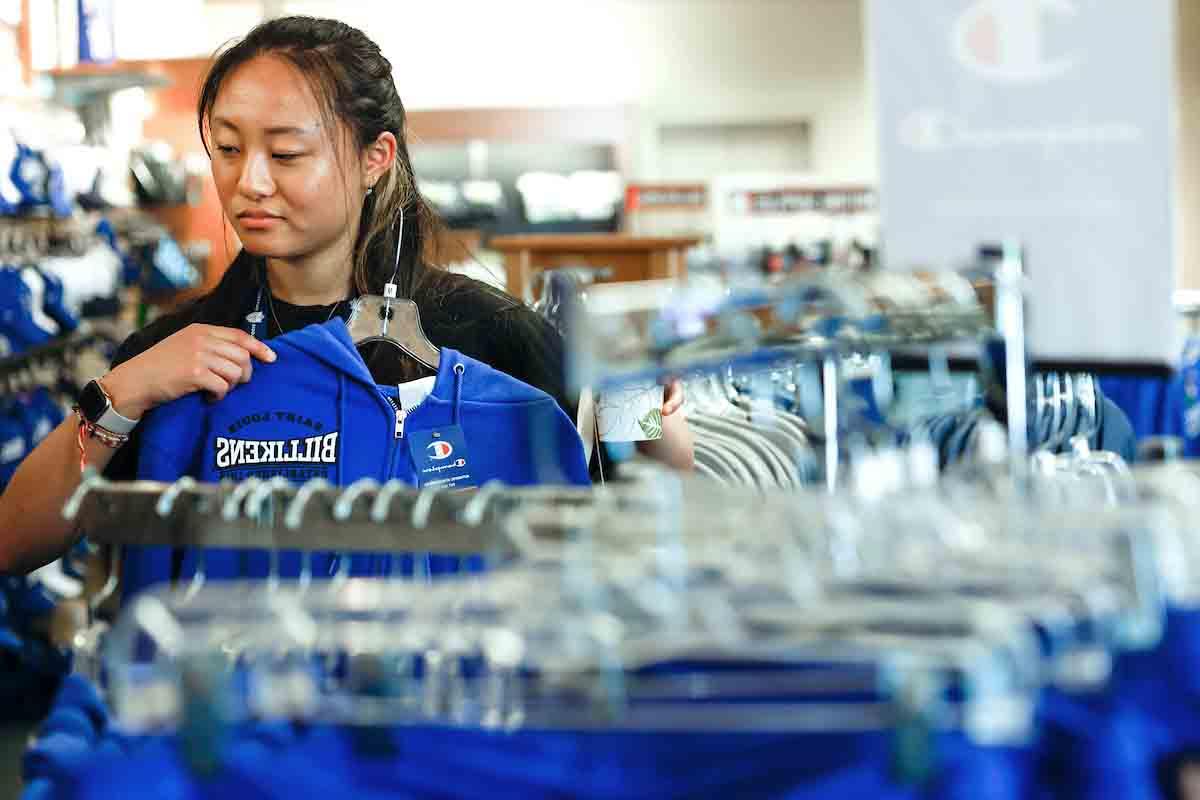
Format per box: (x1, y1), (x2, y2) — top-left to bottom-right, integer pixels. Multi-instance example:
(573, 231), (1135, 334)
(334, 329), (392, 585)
(78, 725), (1025, 800)
(27, 659), (1025, 800)
(0, 576), (69, 724)
(95, 219), (142, 287)
(0, 406), (29, 487)
(1021, 609), (1200, 800)
(9, 145), (71, 218)
(0, 267), (54, 355)
(1099, 375), (1172, 443)
(17, 388), (65, 452)
(1159, 339), (1200, 456)
(38, 271), (79, 335)
(1, 390), (64, 488)
(123, 319), (589, 598)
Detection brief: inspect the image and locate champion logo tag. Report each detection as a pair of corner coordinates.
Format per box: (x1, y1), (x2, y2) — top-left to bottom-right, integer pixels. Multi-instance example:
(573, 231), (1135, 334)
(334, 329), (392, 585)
(408, 425), (474, 489)
(427, 440), (454, 460)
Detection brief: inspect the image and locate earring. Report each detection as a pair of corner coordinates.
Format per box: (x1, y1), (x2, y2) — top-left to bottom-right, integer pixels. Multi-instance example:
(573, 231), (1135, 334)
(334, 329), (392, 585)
(365, 185), (375, 197)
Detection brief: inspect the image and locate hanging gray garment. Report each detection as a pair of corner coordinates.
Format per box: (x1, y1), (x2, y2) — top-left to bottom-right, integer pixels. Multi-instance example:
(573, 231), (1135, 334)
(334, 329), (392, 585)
(691, 429), (740, 479)
(727, 398), (813, 468)
(695, 421), (776, 489)
(729, 398), (818, 485)
(691, 415), (799, 489)
(693, 439), (743, 484)
(768, 410), (820, 484)
(705, 433), (764, 489)
(733, 416), (805, 488)
(692, 457), (727, 485)
(692, 417), (792, 489)
(691, 425), (762, 488)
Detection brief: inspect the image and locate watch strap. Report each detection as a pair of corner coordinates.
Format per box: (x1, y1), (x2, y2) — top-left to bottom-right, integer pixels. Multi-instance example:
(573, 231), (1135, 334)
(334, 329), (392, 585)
(90, 378), (139, 434)
(96, 403), (138, 435)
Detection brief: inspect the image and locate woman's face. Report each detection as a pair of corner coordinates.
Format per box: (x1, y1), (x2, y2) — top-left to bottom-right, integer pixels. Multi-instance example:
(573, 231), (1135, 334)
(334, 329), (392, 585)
(208, 55), (364, 266)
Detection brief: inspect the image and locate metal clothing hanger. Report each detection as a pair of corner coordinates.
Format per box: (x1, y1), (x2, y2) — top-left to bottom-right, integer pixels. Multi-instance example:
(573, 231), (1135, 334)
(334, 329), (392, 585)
(348, 204), (440, 374)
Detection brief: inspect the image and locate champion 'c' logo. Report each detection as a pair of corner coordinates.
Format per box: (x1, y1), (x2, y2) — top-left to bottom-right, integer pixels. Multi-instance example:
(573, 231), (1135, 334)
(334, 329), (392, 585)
(952, 0), (1080, 85)
(427, 440), (454, 460)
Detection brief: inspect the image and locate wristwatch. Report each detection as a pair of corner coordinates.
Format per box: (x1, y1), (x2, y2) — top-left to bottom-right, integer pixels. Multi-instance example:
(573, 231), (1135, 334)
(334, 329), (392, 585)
(77, 378), (139, 435)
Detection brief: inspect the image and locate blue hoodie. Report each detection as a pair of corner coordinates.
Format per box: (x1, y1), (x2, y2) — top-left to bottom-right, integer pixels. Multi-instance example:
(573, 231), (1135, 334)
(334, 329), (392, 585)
(125, 319), (589, 597)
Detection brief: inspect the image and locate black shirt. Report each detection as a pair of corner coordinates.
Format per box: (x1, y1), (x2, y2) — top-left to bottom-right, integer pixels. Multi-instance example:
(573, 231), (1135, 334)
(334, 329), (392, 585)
(103, 251), (583, 481)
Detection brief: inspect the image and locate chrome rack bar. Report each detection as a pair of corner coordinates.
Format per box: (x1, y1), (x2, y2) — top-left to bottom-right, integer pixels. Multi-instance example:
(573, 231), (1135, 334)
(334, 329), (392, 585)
(61, 470), (725, 555)
(62, 475), (551, 555)
(995, 242), (1030, 487)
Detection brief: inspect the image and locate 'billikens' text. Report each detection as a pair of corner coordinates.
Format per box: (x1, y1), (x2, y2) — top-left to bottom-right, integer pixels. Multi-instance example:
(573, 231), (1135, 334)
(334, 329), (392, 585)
(215, 433), (339, 469)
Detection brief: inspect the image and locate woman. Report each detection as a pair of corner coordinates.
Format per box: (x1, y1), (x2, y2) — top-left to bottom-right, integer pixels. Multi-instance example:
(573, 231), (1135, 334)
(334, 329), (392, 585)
(0, 15), (692, 575)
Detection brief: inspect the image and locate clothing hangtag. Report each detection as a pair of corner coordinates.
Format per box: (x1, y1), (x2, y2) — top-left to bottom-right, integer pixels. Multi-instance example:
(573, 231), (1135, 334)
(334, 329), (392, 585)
(407, 426), (474, 489)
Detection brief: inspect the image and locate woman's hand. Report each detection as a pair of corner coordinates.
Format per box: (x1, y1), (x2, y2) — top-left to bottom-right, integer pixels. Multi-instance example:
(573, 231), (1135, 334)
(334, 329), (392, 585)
(635, 379), (693, 470)
(103, 325), (277, 419)
(662, 380), (685, 417)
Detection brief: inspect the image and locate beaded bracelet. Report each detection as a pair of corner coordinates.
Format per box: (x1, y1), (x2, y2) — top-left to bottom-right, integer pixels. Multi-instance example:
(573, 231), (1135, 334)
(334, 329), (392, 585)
(72, 407), (130, 474)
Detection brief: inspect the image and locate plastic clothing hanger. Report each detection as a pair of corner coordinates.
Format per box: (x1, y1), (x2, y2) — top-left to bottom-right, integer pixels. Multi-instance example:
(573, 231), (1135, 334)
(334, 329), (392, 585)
(348, 205), (440, 374)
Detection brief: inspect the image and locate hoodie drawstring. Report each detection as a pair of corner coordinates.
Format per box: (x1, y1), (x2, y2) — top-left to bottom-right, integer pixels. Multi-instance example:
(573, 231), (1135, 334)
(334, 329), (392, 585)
(452, 362), (465, 425)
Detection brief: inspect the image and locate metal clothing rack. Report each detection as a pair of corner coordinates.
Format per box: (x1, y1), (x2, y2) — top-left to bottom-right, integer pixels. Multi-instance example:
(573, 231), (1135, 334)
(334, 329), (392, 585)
(87, 461), (1185, 748)
(63, 466), (724, 557)
(62, 252), (1035, 558)
(566, 251), (1027, 492)
(0, 323), (123, 389)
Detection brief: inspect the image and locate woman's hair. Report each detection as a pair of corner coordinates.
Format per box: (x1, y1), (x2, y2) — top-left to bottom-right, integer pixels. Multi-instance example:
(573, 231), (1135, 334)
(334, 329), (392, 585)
(197, 15), (442, 298)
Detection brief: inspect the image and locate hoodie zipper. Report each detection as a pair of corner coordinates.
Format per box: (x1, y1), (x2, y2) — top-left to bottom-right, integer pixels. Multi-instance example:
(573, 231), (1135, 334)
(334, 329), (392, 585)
(385, 395), (407, 438)
(371, 393), (409, 579)
(381, 388), (432, 481)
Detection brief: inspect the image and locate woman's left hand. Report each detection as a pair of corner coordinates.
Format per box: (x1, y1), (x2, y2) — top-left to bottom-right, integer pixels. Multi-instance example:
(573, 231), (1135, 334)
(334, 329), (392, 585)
(636, 379), (693, 470)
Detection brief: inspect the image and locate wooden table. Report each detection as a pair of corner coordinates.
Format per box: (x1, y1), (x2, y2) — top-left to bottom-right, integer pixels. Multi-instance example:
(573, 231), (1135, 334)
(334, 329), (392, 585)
(488, 234), (701, 299)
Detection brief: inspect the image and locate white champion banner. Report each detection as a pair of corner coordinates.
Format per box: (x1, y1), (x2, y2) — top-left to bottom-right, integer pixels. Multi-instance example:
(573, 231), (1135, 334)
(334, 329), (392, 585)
(869, 0), (1177, 364)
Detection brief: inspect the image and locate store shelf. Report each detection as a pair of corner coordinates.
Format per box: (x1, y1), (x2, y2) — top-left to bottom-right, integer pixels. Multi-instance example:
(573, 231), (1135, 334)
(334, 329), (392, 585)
(41, 64), (171, 105)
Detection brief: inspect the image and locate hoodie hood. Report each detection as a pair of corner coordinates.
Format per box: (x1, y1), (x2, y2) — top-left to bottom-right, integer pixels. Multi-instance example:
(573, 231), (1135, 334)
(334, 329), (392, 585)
(289, 319), (553, 407)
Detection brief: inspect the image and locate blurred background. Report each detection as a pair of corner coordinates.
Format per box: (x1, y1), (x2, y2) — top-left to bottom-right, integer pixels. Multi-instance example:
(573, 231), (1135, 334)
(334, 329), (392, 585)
(1, 0), (1197, 429)
(4, 3), (1200, 795)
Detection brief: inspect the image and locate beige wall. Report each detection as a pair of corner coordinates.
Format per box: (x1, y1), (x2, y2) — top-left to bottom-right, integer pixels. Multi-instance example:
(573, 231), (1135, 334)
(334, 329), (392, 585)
(1177, 0), (1200, 290)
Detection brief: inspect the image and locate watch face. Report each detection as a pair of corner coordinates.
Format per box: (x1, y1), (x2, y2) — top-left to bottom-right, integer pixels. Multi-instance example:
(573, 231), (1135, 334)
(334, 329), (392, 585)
(79, 380), (110, 422)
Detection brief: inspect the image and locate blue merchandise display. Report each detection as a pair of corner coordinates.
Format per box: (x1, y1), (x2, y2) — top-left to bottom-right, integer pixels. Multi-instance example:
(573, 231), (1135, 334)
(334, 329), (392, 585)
(38, 271), (80, 335)
(904, 386), (1135, 469)
(1, 389), (66, 489)
(142, 237), (201, 294)
(0, 409), (29, 487)
(1160, 338), (1200, 457)
(94, 219), (143, 287)
(35, 708), (1026, 800)
(9, 145), (72, 218)
(0, 268), (55, 355)
(0, 576), (70, 724)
